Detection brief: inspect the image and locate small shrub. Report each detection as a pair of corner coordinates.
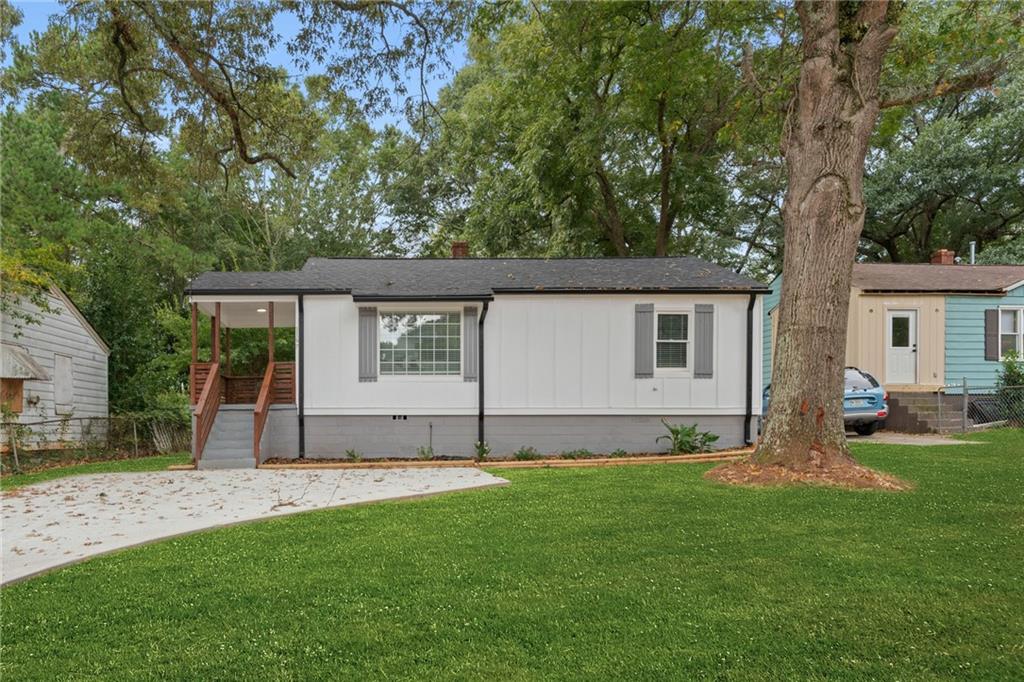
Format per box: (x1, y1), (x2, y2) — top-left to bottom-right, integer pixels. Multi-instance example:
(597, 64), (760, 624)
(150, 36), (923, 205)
(474, 441), (490, 462)
(609, 448), (629, 458)
(656, 420), (719, 454)
(996, 351), (1024, 425)
(513, 446), (543, 461)
(345, 448), (362, 463)
(416, 445), (435, 461)
(560, 448), (593, 460)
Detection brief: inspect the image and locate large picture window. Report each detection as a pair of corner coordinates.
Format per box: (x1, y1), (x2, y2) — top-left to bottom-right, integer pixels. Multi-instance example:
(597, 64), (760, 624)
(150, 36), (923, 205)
(379, 312), (461, 376)
(1001, 308), (1023, 359)
(656, 312), (689, 369)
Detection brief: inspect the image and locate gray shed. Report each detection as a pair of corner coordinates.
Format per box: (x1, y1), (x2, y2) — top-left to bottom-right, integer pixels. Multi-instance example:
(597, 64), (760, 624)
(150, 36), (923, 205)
(1, 286), (110, 449)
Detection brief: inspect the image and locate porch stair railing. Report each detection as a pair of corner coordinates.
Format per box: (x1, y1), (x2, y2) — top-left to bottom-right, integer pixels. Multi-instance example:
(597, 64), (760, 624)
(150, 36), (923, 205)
(193, 362), (222, 465)
(253, 362), (276, 467)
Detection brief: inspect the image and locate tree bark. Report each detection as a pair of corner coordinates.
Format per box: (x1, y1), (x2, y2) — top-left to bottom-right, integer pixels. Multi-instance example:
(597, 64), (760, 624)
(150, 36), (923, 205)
(754, 1), (898, 467)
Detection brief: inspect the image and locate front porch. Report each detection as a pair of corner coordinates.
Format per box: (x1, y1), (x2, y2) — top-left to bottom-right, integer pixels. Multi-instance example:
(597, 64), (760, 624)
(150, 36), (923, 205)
(189, 298), (298, 467)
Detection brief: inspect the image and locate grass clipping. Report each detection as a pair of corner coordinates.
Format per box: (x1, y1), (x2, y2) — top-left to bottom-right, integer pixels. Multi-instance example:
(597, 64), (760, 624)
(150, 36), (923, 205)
(705, 448), (912, 491)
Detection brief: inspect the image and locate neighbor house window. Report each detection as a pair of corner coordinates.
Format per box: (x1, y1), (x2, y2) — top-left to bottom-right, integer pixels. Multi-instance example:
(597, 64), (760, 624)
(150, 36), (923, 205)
(379, 312), (461, 376)
(1001, 308), (1023, 358)
(656, 312), (689, 369)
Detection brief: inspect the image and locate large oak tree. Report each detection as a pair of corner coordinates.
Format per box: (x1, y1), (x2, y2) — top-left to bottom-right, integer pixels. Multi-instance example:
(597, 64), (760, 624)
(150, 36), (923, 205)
(710, 0), (1020, 488)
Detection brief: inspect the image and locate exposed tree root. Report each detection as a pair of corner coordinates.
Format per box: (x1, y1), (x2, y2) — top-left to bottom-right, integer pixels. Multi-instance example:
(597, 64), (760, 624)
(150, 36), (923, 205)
(704, 451), (912, 491)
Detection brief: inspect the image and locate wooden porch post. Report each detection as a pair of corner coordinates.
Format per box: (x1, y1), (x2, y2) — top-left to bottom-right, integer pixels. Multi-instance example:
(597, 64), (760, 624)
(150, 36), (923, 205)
(211, 302), (221, 363)
(267, 302), (275, 364)
(225, 328), (232, 375)
(190, 303), (198, 364)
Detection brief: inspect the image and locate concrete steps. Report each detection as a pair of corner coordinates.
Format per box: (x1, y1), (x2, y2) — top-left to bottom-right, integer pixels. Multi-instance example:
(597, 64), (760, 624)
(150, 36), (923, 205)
(887, 393), (967, 434)
(198, 407), (256, 470)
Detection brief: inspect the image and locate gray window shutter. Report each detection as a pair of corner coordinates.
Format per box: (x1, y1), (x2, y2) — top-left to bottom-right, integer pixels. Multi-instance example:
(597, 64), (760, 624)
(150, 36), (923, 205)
(358, 307), (378, 382)
(694, 304), (714, 378)
(984, 309), (999, 361)
(463, 306), (478, 381)
(635, 303), (654, 378)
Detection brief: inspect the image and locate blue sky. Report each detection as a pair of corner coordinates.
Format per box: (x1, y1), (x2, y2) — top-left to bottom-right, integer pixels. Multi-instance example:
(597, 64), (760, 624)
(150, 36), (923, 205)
(7, 1), (467, 130)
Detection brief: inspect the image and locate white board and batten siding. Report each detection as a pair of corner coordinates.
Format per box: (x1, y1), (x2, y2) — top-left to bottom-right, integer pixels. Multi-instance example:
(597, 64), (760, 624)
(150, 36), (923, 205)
(303, 294), (762, 417)
(1, 289), (109, 447)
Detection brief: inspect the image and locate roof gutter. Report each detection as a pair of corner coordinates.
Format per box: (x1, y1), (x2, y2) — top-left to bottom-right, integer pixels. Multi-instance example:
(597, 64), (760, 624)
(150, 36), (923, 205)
(743, 293), (756, 446)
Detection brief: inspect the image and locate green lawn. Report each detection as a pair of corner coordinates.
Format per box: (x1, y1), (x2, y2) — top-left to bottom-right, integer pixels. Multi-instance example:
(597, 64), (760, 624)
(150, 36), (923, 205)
(2, 431), (1022, 680)
(0, 453), (190, 491)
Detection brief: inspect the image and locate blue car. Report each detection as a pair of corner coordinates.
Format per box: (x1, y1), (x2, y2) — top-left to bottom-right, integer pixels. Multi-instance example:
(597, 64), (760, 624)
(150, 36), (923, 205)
(762, 367), (888, 436)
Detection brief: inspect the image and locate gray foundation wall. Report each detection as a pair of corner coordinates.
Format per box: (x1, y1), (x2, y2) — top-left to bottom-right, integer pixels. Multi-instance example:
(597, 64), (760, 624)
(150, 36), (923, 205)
(274, 414), (746, 460)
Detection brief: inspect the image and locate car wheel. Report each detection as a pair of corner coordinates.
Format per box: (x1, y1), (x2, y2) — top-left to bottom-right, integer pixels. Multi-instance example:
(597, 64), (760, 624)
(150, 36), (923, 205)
(854, 422), (879, 436)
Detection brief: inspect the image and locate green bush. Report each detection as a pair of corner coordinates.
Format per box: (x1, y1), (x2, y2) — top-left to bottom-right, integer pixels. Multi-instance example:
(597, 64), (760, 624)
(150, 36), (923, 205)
(996, 351), (1024, 425)
(474, 441), (490, 462)
(345, 448), (362, 463)
(609, 448), (629, 458)
(560, 449), (593, 460)
(656, 421), (719, 454)
(513, 446), (543, 461)
(416, 445), (434, 461)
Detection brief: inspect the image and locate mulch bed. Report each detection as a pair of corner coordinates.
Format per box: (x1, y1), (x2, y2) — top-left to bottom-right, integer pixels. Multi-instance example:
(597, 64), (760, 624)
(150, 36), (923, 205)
(260, 448), (752, 470)
(704, 455), (913, 491)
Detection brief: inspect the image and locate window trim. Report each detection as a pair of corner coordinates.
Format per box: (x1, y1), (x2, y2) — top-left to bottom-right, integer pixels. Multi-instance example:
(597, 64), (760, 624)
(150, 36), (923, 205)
(999, 306), (1024, 360)
(654, 307), (692, 376)
(376, 306), (464, 381)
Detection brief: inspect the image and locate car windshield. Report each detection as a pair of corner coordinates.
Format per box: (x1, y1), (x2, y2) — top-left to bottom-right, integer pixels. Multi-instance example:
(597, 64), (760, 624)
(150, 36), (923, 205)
(845, 368), (878, 391)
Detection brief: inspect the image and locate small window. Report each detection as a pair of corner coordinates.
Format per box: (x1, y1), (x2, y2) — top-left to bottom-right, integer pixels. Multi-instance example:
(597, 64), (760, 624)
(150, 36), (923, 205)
(379, 312), (461, 376)
(1001, 309), (1023, 358)
(656, 312), (689, 369)
(1, 378), (24, 413)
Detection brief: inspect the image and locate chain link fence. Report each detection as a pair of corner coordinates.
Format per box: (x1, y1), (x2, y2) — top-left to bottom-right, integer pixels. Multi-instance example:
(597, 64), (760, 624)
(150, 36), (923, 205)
(938, 383), (1024, 431)
(1, 414), (190, 474)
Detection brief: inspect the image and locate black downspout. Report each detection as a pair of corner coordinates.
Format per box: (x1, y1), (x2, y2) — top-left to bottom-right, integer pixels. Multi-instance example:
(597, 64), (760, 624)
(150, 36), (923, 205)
(298, 294), (305, 459)
(477, 301), (489, 448)
(743, 293), (756, 445)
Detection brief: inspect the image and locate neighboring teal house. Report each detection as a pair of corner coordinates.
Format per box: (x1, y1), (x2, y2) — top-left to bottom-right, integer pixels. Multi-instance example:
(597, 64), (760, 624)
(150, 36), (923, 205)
(764, 254), (1024, 392)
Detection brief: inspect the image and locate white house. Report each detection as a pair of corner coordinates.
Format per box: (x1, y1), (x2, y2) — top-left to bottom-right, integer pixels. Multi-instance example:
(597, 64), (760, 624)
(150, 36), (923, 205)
(186, 249), (768, 469)
(1, 286), (110, 449)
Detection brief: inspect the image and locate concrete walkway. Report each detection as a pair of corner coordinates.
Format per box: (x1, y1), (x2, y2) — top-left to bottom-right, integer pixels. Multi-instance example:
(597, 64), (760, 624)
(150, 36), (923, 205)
(849, 431), (972, 446)
(1, 468), (507, 585)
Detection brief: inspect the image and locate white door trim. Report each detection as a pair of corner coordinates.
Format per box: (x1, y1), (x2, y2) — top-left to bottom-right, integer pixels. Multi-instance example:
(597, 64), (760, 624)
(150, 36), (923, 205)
(885, 309), (918, 384)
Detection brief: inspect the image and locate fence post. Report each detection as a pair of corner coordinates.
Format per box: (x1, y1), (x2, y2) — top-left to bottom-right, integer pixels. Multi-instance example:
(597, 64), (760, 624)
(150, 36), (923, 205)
(961, 378), (969, 433)
(132, 417), (139, 457)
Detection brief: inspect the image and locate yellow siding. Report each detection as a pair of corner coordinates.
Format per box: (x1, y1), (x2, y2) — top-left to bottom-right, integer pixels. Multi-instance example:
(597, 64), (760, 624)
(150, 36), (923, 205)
(849, 292), (945, 390)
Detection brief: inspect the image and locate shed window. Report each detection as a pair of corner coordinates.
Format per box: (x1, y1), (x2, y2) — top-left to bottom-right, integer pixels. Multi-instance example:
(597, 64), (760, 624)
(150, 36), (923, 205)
(1001, 308), (1023, 359)
(379, 312), (461, 376)
(1, 378), (24, 413)
(656, 312), (689, 369)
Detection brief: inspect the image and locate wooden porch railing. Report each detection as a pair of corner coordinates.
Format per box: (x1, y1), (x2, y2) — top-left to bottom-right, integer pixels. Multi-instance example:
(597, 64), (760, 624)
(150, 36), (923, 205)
(193, 363), (221, 464)
(253, 362), (275, 466)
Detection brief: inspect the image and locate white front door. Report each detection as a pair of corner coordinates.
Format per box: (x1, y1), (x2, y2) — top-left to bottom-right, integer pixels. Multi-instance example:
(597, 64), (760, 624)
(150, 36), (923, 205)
(886, 310), (918, 384)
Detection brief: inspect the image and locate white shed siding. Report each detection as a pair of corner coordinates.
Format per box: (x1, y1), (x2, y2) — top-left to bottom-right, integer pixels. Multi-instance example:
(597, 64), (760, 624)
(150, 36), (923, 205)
(1, 291), (109, 446)
(302, 293), (762, 417)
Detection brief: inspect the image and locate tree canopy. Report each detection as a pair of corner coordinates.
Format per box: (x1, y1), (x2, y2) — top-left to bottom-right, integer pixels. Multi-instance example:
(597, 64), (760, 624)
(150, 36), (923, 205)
(2, 0), (1022, 415)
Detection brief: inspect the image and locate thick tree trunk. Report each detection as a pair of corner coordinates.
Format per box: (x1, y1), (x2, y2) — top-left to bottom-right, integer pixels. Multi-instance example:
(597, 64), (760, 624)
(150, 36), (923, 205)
(752, 1), (898, 468)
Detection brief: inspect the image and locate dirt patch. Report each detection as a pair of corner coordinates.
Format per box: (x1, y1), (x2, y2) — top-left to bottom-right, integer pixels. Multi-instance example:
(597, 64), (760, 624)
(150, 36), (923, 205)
(704, 456), (912, 491)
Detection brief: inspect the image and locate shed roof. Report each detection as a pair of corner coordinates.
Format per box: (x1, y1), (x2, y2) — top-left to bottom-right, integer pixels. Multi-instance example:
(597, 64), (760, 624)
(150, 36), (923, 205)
(852, 263), (1024, 294)
(188, 257), (769, 298)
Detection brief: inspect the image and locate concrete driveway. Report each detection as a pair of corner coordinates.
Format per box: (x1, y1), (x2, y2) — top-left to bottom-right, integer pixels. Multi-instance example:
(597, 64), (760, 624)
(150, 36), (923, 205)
(2, 468), (507, 585)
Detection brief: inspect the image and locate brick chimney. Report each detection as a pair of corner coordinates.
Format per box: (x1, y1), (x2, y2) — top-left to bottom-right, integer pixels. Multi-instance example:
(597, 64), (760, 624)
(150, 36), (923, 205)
(451, 240), (470, 259)
(930, 249), (955, 265)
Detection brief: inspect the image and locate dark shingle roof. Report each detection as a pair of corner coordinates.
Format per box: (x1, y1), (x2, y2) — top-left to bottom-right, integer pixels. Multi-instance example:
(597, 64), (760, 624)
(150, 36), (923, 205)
(852, 263), (1024, 293)
(188, 257), (768, 298)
